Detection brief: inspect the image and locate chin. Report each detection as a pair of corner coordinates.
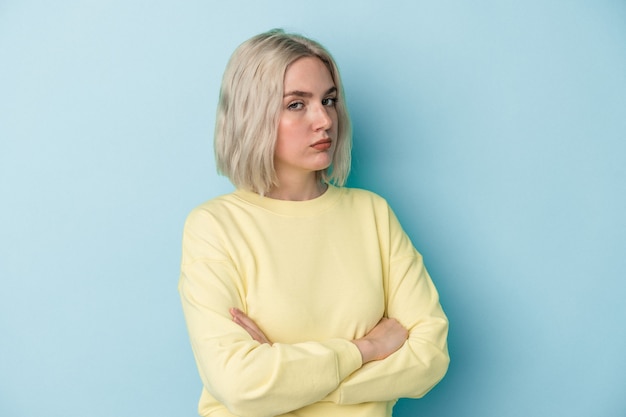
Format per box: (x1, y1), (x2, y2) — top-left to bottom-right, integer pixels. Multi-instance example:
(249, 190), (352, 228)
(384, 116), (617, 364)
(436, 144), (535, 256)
(311, 161), (332, 172)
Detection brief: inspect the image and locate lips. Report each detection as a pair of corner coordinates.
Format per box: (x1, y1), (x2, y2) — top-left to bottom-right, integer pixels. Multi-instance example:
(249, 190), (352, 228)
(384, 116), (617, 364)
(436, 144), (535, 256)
(311, 138), (332, 151)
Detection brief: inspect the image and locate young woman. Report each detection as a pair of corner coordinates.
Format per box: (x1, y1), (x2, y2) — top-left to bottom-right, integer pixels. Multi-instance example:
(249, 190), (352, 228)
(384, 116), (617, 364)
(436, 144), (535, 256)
(179, 29), (449, 417)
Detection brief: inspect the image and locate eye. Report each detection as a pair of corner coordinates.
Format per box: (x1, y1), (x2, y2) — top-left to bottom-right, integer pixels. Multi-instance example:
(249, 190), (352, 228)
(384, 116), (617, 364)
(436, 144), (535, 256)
(287, 101), (304, 110)
(322, 97), (338, 107)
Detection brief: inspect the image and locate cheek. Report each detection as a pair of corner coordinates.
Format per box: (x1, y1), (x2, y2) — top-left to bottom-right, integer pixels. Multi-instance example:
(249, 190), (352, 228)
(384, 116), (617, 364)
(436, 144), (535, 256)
(277, 117), (304, 139)
(275, 119), (298, 154)
(331, 113), (339, 135)
(277, 117), (288, 137)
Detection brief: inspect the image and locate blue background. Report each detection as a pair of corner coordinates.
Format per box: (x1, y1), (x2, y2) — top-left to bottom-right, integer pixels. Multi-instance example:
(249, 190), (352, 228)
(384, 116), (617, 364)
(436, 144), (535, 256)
(1, 1), (625, 416)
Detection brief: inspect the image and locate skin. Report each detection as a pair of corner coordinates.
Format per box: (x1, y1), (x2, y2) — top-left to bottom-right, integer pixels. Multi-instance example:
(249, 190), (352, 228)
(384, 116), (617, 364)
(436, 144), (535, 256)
(231, 56), (408, 364)
(268, 56), (338, 201)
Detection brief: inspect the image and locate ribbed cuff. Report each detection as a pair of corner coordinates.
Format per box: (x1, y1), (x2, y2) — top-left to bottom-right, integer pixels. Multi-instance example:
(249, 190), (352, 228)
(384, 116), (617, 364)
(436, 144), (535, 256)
(320, 338), (363, 382)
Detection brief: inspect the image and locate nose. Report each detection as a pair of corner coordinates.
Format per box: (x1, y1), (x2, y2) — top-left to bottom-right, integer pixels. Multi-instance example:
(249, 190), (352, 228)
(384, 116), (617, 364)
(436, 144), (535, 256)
(312, 103), (333, 131)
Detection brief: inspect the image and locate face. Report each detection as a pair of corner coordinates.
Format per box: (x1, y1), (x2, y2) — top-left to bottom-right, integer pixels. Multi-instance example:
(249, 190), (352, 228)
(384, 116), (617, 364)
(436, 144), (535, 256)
(274, 56), (339, 183)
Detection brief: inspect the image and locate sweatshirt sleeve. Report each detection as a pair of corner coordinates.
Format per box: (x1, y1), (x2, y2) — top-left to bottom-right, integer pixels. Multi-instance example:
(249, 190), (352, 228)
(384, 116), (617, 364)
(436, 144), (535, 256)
(178, 207), (363, 417)
(323, 204), (450, 404)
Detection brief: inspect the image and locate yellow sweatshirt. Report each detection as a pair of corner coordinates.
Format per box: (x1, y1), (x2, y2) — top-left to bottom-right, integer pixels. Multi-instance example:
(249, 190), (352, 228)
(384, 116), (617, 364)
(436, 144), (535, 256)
(179, 185), (449, 417)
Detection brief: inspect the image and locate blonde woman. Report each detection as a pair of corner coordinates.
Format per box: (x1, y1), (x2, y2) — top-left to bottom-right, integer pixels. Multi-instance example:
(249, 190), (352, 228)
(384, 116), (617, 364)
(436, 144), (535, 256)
(179, 29), (449, 417)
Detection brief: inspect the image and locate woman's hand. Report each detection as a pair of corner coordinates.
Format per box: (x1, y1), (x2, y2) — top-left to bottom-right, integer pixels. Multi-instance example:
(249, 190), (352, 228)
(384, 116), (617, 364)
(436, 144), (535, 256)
(352, 318), (408, 364)
(229, 308), (272, 345)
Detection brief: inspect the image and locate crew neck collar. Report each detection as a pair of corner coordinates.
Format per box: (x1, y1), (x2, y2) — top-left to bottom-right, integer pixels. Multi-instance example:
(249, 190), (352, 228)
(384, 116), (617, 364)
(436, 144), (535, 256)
(233, 184), (342, 217)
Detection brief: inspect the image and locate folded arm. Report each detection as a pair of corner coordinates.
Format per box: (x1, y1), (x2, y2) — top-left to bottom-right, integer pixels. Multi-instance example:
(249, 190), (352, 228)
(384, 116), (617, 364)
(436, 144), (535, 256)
(179, 260), (364, 417)
(230, 307), (408, 364)
(324, 205), (450, 404)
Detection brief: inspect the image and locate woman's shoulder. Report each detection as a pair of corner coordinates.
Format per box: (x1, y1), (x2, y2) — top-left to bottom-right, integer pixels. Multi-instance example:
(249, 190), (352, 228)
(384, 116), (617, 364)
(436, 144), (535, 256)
(335, 187), (394, 219)
(184, 192), (242, 224)
(340, 186), (390, 207)
(194, 191), (240, 210)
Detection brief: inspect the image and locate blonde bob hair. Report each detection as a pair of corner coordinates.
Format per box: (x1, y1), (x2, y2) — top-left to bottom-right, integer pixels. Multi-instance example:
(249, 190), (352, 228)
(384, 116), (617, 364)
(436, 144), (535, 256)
(214, 29), (352, 194)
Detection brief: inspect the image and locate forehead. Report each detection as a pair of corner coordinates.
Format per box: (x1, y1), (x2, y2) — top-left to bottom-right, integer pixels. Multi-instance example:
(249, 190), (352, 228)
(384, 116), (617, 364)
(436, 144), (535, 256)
(283, 56), (335, 90)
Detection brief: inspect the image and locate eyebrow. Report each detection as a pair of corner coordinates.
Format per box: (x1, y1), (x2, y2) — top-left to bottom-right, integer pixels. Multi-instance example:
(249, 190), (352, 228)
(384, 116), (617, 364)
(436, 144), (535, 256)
(283, 86), (337, 98)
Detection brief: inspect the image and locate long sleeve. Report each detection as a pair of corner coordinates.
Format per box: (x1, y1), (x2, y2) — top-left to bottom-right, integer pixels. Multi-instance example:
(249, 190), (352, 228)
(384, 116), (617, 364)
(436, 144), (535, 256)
(178, 207), (363, 417)
(179, 187), (449, 417)
(323, 206), (450, 404)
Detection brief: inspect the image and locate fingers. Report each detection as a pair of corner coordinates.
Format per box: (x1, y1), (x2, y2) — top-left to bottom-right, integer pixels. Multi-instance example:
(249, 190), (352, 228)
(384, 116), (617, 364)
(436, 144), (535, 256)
(229, 308), (272, 345)
(354, 317), (408, 363)
(378, 318), (409, 339)
(229, 307), (254, 328)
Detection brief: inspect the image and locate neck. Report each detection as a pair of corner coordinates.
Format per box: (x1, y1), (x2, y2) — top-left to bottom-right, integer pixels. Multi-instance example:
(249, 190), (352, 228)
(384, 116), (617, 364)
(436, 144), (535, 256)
(266, 175), (327, 201)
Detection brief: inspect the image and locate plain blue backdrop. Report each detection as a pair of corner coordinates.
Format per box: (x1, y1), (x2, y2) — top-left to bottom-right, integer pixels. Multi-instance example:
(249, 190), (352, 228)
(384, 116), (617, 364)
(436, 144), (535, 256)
(1, 1), (625, 416)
